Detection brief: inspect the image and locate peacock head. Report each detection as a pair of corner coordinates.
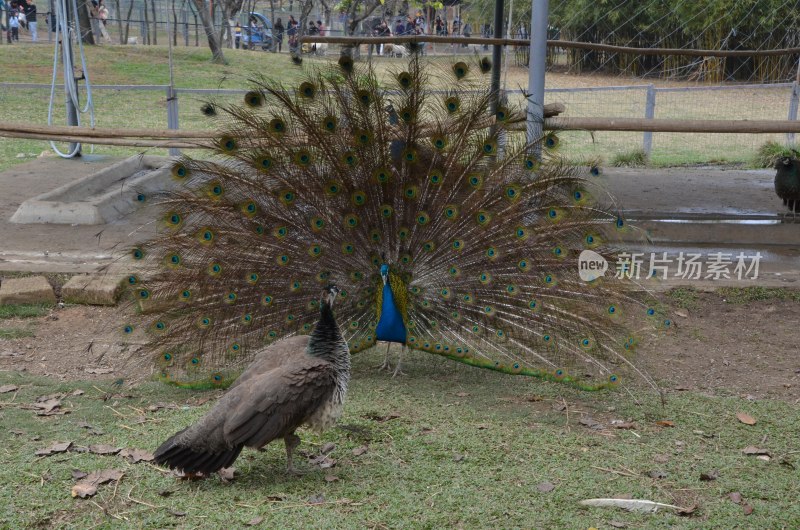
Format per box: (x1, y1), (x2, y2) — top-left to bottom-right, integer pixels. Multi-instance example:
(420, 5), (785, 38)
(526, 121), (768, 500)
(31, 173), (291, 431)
(775, 156), (795, 170)
(380, 264), (390, 284)
(322, 284), (340, 308)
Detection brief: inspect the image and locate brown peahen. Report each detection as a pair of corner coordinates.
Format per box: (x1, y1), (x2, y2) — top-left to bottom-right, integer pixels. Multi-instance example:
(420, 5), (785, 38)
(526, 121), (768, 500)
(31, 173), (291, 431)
(774, 156), (800, 213)
(153, 285), (349, 475)
(123, 52), (668, 393)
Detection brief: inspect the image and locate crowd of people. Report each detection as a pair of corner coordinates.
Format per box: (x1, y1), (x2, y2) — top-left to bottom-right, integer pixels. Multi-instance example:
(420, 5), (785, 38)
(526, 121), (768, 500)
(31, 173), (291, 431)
(2, 0), (37, 43)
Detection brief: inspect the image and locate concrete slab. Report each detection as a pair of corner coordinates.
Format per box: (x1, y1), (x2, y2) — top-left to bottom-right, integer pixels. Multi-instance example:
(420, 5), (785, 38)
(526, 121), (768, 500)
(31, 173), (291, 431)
(61, 274), (127, 306)
(0, 276), (56, 305)
(10, 155), (171, 225)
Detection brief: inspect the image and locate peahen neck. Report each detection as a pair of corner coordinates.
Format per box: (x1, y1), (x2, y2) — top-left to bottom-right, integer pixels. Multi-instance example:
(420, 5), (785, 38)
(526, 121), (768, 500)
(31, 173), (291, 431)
(307, 301), (350, 401)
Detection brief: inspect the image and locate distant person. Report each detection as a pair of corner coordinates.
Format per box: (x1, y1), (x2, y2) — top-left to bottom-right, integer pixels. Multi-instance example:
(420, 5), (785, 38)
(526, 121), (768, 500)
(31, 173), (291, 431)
(8, 9), (19, 41)
(274, 18), (284, 52)
(482, 23), (491, 50)
(307, 20), (318, 35)
(96, 0), (110, 43)
(462, 21), (471, 47)
(451, 17), (460, 36)
(435, 16), (445, 36)
(286, 15), (298, 37)
(234, 22), (241, 48)
(316, 19), (325, 36)
(23, 0), (36, 41)
(394, 19), (404, 36)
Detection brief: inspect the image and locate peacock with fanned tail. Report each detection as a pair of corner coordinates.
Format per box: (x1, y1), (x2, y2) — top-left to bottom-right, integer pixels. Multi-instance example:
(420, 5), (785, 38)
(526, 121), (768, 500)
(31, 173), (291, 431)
(123, 52), (670, 392)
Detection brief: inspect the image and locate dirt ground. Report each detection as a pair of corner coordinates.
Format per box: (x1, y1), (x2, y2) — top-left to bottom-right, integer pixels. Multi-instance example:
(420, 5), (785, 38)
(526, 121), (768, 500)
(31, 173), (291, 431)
(1, 291), (798, 403)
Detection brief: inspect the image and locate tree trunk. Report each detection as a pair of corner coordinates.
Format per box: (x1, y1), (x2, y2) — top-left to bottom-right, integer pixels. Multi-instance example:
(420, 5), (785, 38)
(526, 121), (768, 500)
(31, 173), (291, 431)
(298, 0), (313, 42)
(78, 0), (96, 44)
(150, 0), (158, 44)
(143, 2), (150, 44)
(191, 0), (225, 62)
(172, 0), (178, 45)
(122, 0), (134, 43)
(113, 0), (122, 43)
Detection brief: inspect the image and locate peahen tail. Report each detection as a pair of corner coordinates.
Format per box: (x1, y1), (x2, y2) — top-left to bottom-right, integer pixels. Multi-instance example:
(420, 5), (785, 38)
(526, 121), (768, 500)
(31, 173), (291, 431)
(120, 52), (669, 391)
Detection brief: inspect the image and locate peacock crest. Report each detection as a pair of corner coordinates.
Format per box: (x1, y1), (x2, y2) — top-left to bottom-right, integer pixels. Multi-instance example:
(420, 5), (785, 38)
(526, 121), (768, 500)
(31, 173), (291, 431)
(123, 53), (668, 391)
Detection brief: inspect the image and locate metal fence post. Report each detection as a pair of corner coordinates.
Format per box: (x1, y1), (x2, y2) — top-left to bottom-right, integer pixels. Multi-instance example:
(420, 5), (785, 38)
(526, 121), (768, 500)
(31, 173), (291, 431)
(526, 0), (549, 151)
(787, 82), (798, 146)
(166, 86), (180, 157)
(643, 84), (656, 157)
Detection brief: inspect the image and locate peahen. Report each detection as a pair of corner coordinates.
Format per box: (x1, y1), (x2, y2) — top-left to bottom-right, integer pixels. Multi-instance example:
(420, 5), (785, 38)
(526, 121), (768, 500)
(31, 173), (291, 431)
(774, 156), (800, 213)
(153, 285), (349, 475)
(123, 52), (667, 392)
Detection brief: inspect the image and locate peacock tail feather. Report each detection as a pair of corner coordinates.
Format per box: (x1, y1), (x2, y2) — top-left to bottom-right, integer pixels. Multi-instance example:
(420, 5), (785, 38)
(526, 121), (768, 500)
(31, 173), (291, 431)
(123, 53), (667, 391)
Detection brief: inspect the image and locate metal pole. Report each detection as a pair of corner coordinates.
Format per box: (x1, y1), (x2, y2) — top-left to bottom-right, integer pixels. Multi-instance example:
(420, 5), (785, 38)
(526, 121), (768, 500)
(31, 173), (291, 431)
(489, 0), (504, 114)
(65, 0), (81, 156)
(643, 84), (655, 157)
(166, 2), (179, 156)
(526, 0), (548, 147)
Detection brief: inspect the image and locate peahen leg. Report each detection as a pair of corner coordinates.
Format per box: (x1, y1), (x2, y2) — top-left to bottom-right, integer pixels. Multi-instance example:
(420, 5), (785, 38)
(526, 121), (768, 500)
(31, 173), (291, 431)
(392, 345), (407, 377)
(284, 432), (303, 475)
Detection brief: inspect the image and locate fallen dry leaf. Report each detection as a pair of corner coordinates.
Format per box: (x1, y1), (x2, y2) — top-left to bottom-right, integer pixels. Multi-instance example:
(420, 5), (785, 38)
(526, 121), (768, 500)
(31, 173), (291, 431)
(352, 446), (368, 457)
(170, 509), (187, 517)
(71, 469), (88, 480)
(89, 444), (121, 456)
(742, 446), (771, 457)
(320, 442), (336, 455)
(611, 421), (637, 430)
(536, 481), (555, 493)
(324, 474), (339, 483)
(655, 420), (675, 428)
(729, 492), (743, 504)
(677, 504), (698, 516)
(246, 516), (264, 526)
(648, 470), (668, 479)
(119, 448), (154, 463)
(35, 441), (72, 456)
(71, 389), (85, 396)
(71, 482), (98, 499)
(743, 504), (754, 516)
(579, 417), (602, 429)
(609, 522), (627, 528)
(455, 392), (470, 398)
(71, 469), (123, 499)
(453, 454), (466, 462)
(736, 412), (757, 425)
(0, 384), (19, 393)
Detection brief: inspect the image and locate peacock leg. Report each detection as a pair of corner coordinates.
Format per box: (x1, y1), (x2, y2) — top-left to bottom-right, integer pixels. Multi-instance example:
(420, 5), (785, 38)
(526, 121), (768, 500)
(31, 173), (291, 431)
(391, 345), (407, 377)
(284, 432), (304, 475)
(374, 342), (392, 371)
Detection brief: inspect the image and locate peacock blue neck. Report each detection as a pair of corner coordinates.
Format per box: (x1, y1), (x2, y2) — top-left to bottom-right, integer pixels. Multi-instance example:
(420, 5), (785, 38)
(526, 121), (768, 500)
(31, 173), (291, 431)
(375, 264), (407, 344)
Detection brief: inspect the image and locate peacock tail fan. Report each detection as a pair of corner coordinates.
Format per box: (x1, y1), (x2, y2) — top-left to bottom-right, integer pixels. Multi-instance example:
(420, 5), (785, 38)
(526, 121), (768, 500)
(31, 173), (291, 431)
(122, 52), (667, 391)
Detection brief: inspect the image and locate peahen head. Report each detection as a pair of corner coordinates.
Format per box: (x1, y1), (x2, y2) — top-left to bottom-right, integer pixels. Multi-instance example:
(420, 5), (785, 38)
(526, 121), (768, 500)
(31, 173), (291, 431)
(775, 156), (797, 172)
(321, 284), (340, 309)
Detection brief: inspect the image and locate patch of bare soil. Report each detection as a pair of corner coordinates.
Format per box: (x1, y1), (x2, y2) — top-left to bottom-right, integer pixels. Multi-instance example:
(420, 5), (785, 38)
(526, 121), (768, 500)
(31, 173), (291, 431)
(639, 292), (800, 402)
(0, 294), (798, 401)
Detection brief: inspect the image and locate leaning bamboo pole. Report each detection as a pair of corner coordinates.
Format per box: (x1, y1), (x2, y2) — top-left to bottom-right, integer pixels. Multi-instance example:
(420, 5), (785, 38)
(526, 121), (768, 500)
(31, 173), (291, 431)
(3, 116), (800, 149)
(300, 35), (800, 58)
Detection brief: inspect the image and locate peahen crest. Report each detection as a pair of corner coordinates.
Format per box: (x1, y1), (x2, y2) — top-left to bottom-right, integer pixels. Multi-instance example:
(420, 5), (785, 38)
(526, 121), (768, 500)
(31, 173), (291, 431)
(123, 53), (667, 391)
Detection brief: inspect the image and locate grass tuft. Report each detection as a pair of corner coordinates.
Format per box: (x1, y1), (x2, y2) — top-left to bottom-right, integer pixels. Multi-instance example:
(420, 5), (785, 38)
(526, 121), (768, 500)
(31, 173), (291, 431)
(753, 140), (799, 168)
(0, 327), (35, 339)
(716, 286), (800, 304)
(611, 149), (648, 167)
(666, 287), (700, 310)
(0, 304), (51, 319)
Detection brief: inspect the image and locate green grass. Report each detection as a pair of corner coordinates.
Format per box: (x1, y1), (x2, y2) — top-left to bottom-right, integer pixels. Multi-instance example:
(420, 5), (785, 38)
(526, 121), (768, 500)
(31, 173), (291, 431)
(0, 327), (35, 339)
(1, 45), (795, 172)
(1, 349), (798, 528)
(666, 287), (701, 311)
(0, 304), (52, 319)
(611, 149), (648, 167)
(716, 286), (800, 304)
(753, 140), (799, 168)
